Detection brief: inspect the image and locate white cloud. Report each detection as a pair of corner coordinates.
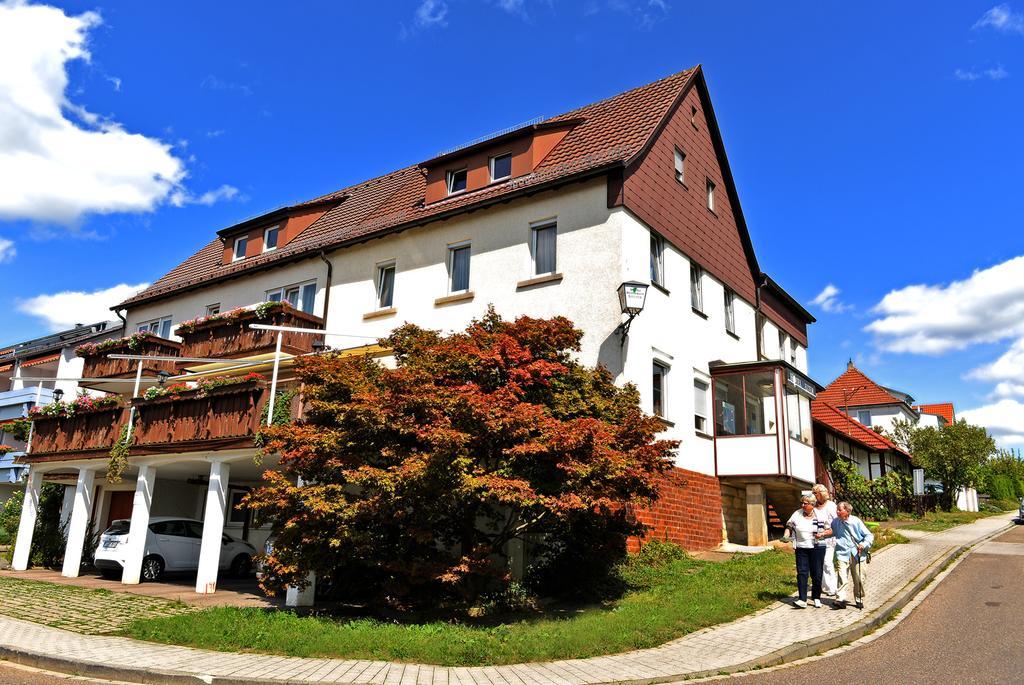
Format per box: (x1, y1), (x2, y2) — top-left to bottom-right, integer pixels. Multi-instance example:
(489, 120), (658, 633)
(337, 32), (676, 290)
(968, 338), (1024, 385)
(415, 0), (448, 28)
(17, 282), (149, 331)
(810, 284), (851, 313)
(954, 65), (1010, 81)
(961, 399), (1024, 447)
(496, 0), (525, 13)
(105, 75), (121, 91)
(973, 4), (1024, 34)
(865, 255), (1024, 354)
(191, 184), (240, 207)
(0, 237), (14, 263)
(0, 1), (235, 225)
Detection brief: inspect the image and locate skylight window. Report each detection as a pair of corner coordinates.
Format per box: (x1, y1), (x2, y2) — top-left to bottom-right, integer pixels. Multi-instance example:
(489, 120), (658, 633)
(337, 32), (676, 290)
(233, 236), (247, 261)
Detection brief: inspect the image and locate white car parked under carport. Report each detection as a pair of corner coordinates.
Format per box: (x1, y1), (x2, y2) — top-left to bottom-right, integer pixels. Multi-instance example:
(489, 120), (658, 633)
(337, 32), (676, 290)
(94, 516), (257, 582)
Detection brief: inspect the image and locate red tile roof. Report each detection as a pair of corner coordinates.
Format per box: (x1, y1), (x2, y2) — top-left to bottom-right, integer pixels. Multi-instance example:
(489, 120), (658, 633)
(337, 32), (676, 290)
(812, 400), (910, 457)
(815, 364), (907, 408)
(117, 67), (700, 309)
(915, 402), (955, 425)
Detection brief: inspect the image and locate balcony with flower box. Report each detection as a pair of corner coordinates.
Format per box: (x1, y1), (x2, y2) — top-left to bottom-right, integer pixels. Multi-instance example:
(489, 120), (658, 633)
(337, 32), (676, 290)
(76, 332), (181, 391)
(129, 373), (292, 453)
(26, 396), (127, 461)
(175, 302), (324, 368)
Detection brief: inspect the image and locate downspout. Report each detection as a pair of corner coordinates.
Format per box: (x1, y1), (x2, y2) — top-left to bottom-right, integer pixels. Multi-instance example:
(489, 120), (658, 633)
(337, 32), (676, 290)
(754, 275), (766, 361)
(114, 309), (127, 330)
(318, 251), (333, 327)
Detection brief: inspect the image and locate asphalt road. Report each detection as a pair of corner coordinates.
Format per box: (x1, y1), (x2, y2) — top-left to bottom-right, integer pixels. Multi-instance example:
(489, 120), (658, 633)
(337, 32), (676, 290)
(722, 524), (1024, 684)
(0, 660), (134, 684)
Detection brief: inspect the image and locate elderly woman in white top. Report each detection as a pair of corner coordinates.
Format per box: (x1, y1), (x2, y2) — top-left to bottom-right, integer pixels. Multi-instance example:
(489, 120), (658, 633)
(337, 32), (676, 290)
(812, 484), (838, 597)
(782, 494), (826, 608)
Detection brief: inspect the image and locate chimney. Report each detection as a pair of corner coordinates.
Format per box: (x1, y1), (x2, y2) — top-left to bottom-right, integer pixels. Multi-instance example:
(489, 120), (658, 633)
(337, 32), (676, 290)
(847, 358), (855, 371)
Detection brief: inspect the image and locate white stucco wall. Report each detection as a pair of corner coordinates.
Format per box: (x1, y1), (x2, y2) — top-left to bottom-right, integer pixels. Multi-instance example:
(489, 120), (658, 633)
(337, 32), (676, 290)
(120, 177), (815, 481)
(845, 404), (917, 434)
(124, 259), (327, 338)
(759, 318), (807, 374)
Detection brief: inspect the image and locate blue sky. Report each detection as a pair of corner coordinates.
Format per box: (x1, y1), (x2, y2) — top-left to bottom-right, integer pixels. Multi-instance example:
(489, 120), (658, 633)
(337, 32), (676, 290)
(0, 1), (1023, 444)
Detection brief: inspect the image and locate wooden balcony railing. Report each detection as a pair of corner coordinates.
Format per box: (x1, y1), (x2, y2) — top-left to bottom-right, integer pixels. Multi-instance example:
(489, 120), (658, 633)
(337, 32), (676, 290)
(77, 333), (181, 380)
(177, 304), (324, 361)
(29, 407), (126, 458)
(23, 381), (303, 461)
(130, 381), (268, 450)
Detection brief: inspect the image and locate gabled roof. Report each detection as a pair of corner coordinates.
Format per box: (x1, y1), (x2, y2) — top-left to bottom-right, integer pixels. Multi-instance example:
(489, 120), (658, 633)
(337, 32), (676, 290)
(816, 364), (910, 409)
(117, 67), (704, 310)
(812, 400), (911, 457)
(915, 402), (955, 425)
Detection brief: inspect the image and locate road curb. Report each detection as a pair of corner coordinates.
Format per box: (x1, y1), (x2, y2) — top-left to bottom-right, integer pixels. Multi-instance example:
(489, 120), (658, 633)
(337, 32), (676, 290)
(0, 518), (1017, 685)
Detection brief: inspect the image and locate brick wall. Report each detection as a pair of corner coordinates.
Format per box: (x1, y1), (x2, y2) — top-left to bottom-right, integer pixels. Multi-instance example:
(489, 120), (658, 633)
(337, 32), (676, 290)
(628, 467), (724, 552)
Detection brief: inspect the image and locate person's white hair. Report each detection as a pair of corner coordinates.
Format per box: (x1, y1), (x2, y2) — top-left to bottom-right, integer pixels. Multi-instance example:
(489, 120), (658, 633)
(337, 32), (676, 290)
(812, 484), (830, 498)
(838, 501), (854, 513)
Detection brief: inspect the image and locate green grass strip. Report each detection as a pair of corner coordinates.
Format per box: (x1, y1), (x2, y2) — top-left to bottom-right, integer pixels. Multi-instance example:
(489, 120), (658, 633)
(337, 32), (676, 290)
(125, 551), (795, 666)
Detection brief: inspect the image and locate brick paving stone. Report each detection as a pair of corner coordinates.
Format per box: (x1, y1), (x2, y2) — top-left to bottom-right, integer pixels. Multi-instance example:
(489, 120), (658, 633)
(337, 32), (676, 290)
(0, 514), (1012, 684)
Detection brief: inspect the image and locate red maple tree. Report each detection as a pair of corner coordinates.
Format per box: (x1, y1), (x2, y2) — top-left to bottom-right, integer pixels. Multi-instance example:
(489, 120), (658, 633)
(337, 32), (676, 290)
(247, 310), (677, 606)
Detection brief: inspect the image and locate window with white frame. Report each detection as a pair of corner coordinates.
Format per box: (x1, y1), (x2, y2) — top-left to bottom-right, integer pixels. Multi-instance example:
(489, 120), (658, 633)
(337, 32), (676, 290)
(673, 147), (686, 184)
(137, 316), (173, 339)
(489, 153), (512, 181)
(789, 338), (798, 364)
(532, 222), (557, 275)
(856, 409), (872, 426)
(376, 262), (396, 309)
(652, 361), (668, 417)
(724, 289), (736, 334)
(690, 263), (704, 312)
(263, 226), (279, 252)
(706, 178), (716, 212)
(206, 303), (220, 316)
(266, 281), (316, 313)
(446, 168), (467, 195)
(778, 330), (787, 359)
(448, 243), (471, 293)
(232, 236), (247, 261)
(650, 233), (665, 287)
(694, 377), (710, 433)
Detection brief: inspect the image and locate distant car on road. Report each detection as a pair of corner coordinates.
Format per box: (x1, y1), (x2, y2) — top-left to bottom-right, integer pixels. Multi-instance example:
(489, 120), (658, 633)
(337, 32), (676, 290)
(94, 516), (257, 582)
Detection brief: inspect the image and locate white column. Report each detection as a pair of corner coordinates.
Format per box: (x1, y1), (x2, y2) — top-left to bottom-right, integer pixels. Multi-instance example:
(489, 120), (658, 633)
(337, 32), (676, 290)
(285, 474), (315, 607)
(58, 484), (76, 530)
(286, 572), (316, 607)
(11, 468), (42, 571)
(122, 464), (156, 585)
(195, 460), (230, 594)
(61, 468), (96, 578)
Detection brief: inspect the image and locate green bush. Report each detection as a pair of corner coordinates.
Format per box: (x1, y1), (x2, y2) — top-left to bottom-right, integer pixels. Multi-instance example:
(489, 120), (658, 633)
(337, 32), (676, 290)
(988, 474), (1017, 502)
(983, 498), (1019, 512)
(0, 483), (67, 567)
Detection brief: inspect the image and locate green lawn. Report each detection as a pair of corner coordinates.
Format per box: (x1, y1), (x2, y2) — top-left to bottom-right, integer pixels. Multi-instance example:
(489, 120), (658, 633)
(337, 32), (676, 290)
(871, 526), (909, 550)
(902, 510), (1000, 532)
(124, 550), (795, 666)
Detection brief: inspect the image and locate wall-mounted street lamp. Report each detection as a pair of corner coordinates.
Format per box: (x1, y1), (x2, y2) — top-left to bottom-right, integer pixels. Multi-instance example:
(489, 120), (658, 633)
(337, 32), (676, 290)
(617, 281), (649, 345)
(52, 388), (64, 403)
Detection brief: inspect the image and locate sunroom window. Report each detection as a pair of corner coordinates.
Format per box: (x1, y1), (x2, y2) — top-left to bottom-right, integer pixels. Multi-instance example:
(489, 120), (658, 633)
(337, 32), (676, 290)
(714, 371), (776, 436)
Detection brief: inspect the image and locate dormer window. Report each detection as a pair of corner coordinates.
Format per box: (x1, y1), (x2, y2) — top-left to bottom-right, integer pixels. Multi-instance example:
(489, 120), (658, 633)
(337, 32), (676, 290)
(232, 236), (247, 261)
(446, 168), (467, 195)
(489, 153), (512, 182)
(263, 226), (279, 252)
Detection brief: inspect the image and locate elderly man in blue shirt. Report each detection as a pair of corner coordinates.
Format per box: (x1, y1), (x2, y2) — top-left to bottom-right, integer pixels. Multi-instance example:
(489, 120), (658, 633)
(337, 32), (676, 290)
(826, 501), (873, 609)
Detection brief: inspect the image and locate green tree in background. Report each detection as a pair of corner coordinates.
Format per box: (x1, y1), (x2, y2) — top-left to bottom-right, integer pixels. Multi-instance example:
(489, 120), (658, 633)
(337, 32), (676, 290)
(892, 419), (995, 510)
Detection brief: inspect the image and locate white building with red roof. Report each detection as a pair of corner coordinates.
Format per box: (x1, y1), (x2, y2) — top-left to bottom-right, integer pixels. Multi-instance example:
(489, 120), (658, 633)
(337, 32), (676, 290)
(11, 67), (825, 597)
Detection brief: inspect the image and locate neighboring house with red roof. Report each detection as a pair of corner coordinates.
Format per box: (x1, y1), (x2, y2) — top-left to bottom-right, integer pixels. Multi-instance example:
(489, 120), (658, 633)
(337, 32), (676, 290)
(914, 402), (955, 428)
(814, 361), (923, 435)
(812, 399), (913, 485)
(12, 67), (824, 596)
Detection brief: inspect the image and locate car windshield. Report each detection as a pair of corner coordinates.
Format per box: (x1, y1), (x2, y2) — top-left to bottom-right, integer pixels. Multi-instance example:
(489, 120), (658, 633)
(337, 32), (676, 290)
(103, 520), (130, 535)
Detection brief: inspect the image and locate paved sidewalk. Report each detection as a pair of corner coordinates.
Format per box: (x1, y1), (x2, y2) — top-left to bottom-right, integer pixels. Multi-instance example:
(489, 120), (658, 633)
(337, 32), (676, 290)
(0, 513), (1015, 685)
